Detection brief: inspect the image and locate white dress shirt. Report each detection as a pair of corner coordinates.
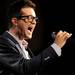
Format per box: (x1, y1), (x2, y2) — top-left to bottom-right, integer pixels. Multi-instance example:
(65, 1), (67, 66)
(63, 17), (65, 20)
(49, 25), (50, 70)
(51, 43), (61, 56)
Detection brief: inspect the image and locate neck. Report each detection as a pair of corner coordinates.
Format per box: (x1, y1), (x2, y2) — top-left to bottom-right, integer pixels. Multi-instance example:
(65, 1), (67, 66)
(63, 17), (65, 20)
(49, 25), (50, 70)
(9, 27), (24, 40)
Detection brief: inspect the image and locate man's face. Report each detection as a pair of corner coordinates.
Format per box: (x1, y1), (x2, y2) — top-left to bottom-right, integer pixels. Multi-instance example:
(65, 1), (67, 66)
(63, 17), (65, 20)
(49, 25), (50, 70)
(16, 7), (37, 40)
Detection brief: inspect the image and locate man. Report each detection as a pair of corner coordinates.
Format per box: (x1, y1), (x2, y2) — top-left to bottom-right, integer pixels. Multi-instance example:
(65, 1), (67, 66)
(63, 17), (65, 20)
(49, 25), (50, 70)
(0, 0), (72, 75)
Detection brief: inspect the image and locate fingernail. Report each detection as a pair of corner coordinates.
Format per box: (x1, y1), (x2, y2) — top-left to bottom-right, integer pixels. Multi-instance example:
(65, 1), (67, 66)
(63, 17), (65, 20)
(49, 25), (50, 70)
(69, 33), (72, 37)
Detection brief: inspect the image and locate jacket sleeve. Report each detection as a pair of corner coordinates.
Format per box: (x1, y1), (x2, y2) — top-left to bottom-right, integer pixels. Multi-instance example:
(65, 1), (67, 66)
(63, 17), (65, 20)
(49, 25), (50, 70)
(0, 41), (58, 75)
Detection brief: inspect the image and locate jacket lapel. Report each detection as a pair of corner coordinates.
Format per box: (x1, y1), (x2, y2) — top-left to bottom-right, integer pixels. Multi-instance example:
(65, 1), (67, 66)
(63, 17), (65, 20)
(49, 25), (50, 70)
(2, 31), (22, 53)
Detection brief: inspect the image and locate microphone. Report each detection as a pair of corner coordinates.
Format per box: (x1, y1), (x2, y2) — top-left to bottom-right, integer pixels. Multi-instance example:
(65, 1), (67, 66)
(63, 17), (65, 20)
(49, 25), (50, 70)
(51, 32), (56, 39)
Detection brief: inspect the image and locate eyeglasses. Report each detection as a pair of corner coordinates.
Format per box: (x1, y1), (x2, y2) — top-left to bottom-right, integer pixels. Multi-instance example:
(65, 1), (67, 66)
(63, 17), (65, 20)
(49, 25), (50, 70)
(18, 15), (39, 23)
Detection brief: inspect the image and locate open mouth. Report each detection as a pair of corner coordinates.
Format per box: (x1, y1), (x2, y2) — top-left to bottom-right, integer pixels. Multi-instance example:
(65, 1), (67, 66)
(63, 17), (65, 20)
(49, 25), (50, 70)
(28, 27), (32, 32)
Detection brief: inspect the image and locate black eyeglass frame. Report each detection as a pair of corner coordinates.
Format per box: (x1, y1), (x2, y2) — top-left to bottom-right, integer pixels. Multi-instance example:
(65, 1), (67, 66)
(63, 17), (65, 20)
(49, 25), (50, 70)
(17, 15), (39, 23)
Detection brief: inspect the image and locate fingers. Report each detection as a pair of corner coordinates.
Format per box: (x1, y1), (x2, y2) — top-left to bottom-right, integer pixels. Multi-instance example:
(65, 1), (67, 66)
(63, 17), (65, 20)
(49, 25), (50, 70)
(56, 30), (63, 37)
(57, 30), (72, 40)
(67, 33), (72, 38)
(55, 30), (72, 48)
(60, 31), (72, 40)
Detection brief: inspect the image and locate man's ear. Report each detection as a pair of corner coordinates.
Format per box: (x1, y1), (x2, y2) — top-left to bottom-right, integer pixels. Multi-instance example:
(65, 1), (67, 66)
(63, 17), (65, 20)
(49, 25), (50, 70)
(11, 18), (18, 26)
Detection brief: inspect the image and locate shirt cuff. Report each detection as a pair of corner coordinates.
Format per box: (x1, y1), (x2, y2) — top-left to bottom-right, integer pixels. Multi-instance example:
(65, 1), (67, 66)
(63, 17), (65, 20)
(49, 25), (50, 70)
(51, 43), (61, 56)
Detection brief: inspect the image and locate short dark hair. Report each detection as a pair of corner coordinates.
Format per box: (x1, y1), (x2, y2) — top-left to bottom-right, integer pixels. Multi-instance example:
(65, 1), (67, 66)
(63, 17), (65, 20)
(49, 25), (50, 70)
(7, 0), (36, 23)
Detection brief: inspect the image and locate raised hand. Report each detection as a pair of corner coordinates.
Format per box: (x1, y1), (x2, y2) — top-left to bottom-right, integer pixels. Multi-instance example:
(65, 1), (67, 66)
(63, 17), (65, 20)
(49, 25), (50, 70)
(54, 30), (72, 48)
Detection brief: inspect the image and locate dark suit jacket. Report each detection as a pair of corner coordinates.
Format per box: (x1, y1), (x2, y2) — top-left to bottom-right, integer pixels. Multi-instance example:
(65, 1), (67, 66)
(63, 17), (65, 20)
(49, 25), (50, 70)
(0, 32), (58, 75)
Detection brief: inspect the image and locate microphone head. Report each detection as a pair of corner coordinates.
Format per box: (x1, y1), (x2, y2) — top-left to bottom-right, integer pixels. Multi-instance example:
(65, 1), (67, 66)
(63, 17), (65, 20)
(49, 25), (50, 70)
(51, 32), (56, 39)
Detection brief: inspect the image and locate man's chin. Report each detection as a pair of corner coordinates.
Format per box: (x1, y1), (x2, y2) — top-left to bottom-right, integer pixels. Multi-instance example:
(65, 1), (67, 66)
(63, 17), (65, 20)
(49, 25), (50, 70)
(25, 35), (32, 40)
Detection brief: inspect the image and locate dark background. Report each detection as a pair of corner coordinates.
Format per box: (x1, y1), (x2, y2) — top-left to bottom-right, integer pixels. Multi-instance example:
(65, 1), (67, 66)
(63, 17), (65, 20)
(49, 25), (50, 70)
(0, 0), (75, 74)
